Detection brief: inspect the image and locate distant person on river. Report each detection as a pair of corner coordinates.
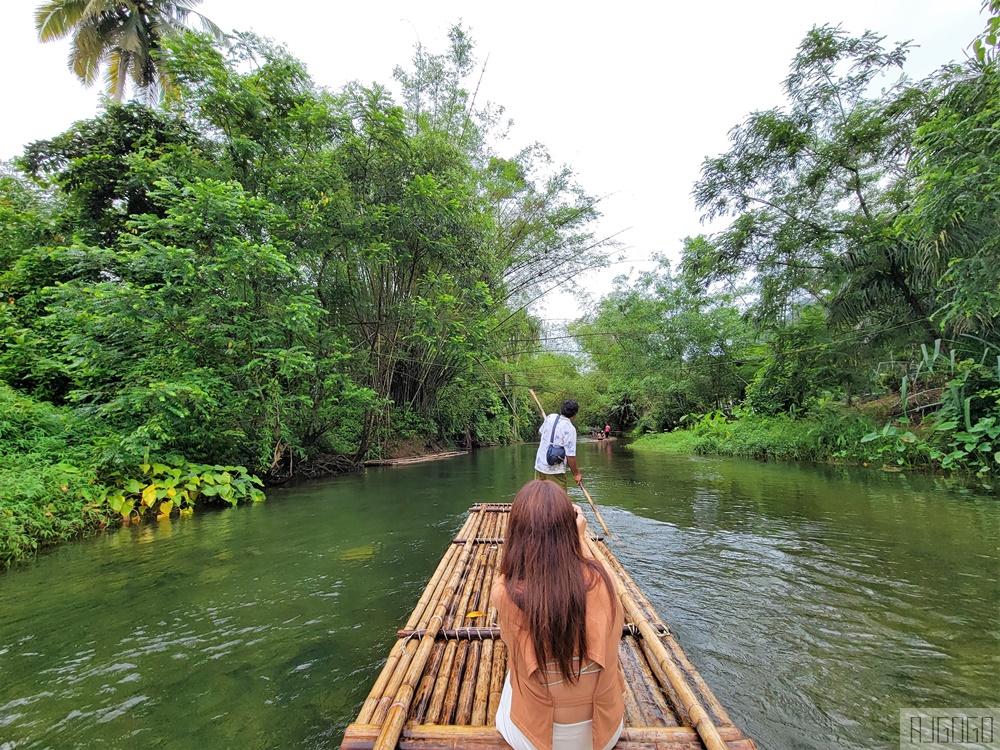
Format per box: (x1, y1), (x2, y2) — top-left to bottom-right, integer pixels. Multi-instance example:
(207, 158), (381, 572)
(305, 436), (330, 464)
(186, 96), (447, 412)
(603, 425), (611, 440)
(534, 399), (581, 489)
(493, 479), (625, 750)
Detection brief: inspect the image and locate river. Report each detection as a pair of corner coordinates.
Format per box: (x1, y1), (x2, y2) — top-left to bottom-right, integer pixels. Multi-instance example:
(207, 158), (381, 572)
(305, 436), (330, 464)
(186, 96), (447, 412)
(1, 442), (997, 749)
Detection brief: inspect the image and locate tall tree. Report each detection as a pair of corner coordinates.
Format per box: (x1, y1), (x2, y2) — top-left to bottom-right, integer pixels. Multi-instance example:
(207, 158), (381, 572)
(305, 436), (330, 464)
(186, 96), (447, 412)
(35, 0), (222, 102)
(690, 25), (939, 341)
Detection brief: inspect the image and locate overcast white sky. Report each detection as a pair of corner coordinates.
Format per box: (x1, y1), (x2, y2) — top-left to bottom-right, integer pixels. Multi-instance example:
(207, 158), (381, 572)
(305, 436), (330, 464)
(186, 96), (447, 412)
(0, 1), (987, 321)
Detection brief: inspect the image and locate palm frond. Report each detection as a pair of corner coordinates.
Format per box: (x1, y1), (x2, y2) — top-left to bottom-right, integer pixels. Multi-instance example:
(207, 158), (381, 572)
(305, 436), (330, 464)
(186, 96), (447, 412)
(105, 47), (132, 99)
(35, 0), (90, 40)
(69, 16), (108, 84)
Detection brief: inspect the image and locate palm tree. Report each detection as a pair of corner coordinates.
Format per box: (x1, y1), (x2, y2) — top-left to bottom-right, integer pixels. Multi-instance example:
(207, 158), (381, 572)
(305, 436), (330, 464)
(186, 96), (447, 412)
(35, 0), (224, 102)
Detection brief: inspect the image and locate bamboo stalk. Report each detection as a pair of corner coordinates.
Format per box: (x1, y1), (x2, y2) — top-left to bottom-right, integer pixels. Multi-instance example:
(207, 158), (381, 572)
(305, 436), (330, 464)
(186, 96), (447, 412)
(578, 483), (613, 538)
(470, 545), (499, 725)
(664, 634), (734, 727)
(455, 639), (481, 724)
(425, 513), (496, 726)
(371, 530), (483, 749)
(619, 638), (657, 726)
(460, 541), (499, 724)
(528, 389), (546, 418)
(439, 640), (469, 725)
(621, 636), (677, 726)
(621, 662), (645, 726)
(410, 642), (446, 725)
(425, 640), (458, 724)
(369, 512), (487, 725)
(486, 639), (506, 725)
(584, 537), (730, 750)
(357, 513), (478, 724)
(452, 530), (494, 725)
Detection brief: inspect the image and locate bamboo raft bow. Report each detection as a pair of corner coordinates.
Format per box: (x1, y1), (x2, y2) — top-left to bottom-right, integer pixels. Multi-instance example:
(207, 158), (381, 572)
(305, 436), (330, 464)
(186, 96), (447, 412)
(340, 504), (757, 750)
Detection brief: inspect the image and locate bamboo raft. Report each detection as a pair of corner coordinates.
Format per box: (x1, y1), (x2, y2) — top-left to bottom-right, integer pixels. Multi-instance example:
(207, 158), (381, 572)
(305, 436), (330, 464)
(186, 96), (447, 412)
(364, 451), (470, 468)
(341, 503), (756, 750)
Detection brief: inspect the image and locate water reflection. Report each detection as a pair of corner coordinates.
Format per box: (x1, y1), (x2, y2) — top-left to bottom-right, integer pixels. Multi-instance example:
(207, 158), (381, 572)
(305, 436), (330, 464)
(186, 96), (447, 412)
(0, 443), (997, 750)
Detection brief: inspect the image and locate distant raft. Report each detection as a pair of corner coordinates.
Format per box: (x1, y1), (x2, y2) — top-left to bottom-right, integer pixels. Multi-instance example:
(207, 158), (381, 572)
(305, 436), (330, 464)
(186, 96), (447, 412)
(340, 503), (757, 750)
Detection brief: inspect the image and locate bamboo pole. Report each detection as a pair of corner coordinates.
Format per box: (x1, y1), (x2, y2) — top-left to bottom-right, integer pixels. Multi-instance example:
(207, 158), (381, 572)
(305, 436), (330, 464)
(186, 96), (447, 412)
(372, 526), (483, 750)
(578, 482), (612, 538)
(370, 511), (488, 725)
(470, 544), (500, 725)
(410, 642), (446, 725)
(445, 524), (492, 725)
(664, 634), (734, 727)
(426, 513), (496, 725)
(621, 636), (677, 726)
(357, 513), (478, 724)
(528, 388), (546, 419)
(621, 663), (645, 726)
(425, 640), (458, 724)
(584, 537), (730, 750)
(486, 639), (506, 725)
(619, 637), (660, 727)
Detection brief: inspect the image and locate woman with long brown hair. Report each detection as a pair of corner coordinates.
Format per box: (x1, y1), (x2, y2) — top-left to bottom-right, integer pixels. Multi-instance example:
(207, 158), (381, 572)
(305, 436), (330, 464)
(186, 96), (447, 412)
(492, 480), (625, 750)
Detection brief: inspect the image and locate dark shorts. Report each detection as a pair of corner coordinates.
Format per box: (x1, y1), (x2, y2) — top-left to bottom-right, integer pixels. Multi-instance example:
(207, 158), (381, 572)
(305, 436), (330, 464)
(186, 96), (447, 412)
(534, 469), (568, 489)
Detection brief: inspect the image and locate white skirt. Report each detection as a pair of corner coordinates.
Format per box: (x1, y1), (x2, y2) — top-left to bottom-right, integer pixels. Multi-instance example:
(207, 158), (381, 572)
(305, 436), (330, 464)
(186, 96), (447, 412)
(495, 673), (623, 750)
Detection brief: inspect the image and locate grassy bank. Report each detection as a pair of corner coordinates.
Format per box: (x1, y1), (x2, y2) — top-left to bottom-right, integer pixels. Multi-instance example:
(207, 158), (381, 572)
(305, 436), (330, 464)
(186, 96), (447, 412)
(628, 408), (999, 491)
(0, 385), (111, 567)
(630, 411), (882, 463)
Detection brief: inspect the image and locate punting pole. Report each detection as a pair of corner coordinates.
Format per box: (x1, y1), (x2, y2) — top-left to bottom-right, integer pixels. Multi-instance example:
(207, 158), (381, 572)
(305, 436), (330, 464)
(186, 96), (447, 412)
(578, 483), (612, 539)
(527, 389), (612, 538)
(584, 536), (730, 750)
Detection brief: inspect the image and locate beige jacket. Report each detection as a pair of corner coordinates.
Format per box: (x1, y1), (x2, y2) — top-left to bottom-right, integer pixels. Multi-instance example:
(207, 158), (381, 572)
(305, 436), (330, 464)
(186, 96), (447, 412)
(493, 571), (625, 750)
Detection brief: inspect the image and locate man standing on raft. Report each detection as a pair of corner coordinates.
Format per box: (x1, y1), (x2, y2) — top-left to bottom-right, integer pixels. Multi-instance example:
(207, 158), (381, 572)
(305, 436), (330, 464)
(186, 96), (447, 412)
(534, 399), (582, 489)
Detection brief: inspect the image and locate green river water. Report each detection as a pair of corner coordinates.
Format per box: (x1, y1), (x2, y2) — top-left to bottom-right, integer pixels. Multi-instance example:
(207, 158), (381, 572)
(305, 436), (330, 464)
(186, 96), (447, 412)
(1, 442), (997, 749)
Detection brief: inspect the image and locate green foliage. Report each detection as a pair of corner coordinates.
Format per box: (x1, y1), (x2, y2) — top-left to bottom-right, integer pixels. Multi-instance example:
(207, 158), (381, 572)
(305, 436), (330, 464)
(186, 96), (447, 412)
(3, 26), (610, 562)
(102, 460), (264, 520)
(630, 407), (882, 464)
(571, 255), (758, 433)
(583, 21), (999, 485)
(626, 430), (704, 454)
(744, 305), (866, 414)
(0, 382), (268, 568)
(0, 383), (110, 567)
(691, 25), (938, 340)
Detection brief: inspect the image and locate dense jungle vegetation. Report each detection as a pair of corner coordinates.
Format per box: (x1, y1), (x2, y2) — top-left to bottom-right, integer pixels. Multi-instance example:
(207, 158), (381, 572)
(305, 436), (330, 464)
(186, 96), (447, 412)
(0, 27), (611, 565)
(572, 16), (1000, 489)
(2, 7), (998, 567)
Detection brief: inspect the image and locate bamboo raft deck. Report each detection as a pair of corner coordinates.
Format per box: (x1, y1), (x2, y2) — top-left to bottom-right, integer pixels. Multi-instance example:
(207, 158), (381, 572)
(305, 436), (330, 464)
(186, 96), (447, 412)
(341, 503), (756, 750)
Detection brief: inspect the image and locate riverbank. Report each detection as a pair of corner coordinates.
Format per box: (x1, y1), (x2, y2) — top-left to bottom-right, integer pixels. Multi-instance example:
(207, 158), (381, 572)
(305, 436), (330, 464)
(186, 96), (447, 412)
(0, 382), (481, 569)
(627, 410), (998, 491)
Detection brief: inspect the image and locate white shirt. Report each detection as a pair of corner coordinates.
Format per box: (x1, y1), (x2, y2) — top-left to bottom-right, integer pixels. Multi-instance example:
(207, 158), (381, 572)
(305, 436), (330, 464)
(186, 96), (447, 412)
(534, 413), (577, 474)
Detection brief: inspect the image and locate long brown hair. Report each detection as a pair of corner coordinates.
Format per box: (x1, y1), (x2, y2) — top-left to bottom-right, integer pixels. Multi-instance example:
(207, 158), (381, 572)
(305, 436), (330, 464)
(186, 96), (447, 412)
(500, 480), (615, 683)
